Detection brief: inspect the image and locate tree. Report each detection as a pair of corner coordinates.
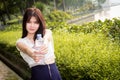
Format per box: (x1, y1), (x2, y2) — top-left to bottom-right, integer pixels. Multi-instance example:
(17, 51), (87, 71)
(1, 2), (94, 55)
(0, 0), (8, 25)
(2, 0), (11, 20)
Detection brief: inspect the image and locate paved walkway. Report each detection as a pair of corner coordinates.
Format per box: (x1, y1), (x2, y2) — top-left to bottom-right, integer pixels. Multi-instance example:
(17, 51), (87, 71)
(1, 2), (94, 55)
(0, 60), (23, 80)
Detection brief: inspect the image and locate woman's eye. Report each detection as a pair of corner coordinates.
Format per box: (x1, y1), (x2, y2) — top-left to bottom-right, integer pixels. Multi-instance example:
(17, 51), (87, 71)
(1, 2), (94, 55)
(35, 22), (39, 24)
(27, 21), (31, 23)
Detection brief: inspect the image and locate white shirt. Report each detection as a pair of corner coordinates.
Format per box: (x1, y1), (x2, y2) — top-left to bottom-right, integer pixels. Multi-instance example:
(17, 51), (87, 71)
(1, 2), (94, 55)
(16, 36), (55, 68)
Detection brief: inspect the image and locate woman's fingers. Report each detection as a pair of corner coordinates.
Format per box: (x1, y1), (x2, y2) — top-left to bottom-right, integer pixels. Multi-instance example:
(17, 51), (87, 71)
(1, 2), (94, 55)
(32, 54), (44, 62)
(40, 44), (48, 54)
(32, 44), (48, 62)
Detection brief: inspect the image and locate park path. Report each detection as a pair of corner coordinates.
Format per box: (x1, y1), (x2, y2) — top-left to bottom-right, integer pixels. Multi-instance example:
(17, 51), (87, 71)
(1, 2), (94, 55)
(0, 60), (23, 80)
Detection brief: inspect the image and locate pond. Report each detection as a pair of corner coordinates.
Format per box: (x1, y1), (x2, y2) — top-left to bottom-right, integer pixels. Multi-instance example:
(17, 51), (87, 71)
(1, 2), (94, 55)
(68, 4), (120, 25)
(94, 5), (120, 21)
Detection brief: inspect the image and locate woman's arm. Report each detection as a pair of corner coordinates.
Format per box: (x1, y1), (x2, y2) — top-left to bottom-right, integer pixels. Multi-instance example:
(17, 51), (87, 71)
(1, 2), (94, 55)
(16, 29), (52, 62)
(16, 42), (34, 57)
(16, 42), (44, 62)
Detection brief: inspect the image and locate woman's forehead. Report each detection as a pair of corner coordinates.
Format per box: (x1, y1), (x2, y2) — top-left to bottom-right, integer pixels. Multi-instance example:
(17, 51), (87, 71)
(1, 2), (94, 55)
(27, 15), (40, 22)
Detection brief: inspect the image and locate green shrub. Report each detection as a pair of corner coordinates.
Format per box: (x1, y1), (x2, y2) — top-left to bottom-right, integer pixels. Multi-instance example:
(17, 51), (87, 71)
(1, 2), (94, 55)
(109, 18), (120, 41)
(47, 18), (120, 42)
(34, 2), (45, 12)
(54, 32), (120, 80)
(0, 31), (21, 55)
(46, 10), (72, 22)
(1, 24), (22, 31)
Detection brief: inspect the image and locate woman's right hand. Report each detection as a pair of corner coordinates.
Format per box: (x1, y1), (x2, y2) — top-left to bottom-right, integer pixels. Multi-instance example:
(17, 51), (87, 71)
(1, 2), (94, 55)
(32, 44), (48, 62)
(32, 50), (45, 62)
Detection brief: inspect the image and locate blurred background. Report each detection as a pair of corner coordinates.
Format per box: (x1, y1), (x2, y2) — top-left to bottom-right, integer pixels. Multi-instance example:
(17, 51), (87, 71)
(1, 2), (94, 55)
(0, 0), (120, 80)
(1, 0), (120, 27)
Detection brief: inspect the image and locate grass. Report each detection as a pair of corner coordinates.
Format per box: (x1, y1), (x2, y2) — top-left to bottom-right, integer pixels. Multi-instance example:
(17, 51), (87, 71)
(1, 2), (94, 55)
(0, 31), (21, 46)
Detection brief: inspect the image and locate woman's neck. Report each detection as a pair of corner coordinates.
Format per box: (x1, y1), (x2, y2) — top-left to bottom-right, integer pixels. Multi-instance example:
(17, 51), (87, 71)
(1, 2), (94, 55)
(26, 33), (34, 40)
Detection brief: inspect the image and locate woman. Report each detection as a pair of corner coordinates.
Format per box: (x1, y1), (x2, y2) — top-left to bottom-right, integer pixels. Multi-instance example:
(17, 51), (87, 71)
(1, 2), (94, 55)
(16, 8), (62, 80)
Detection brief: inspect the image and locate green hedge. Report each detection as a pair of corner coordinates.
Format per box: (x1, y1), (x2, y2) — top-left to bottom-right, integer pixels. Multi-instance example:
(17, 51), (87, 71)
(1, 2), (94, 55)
(47, 18), (120, 42)
(54, 32), (120, 80)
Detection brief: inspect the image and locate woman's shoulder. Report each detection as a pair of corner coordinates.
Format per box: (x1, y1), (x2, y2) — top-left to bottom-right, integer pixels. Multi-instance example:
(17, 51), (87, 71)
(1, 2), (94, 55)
(45, 29), (52, 34)
(16, 38), (26, 51)
(16, 38), (26, 44)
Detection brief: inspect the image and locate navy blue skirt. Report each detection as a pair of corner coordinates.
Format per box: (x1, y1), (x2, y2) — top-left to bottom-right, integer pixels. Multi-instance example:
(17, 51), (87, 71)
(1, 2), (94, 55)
(31, 63), (62, 80)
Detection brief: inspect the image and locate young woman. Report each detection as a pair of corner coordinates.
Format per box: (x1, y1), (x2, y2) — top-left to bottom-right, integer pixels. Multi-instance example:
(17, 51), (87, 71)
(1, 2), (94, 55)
(16, 8), (62, 80)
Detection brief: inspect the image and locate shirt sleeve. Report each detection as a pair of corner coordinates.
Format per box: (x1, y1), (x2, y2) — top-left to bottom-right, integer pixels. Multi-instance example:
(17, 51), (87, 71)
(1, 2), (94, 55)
(16, 38), (23, 51)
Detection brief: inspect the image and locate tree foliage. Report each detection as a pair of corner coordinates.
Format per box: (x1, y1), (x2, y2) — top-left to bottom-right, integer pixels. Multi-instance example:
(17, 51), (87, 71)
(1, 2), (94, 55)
(0, 0), (107, 25)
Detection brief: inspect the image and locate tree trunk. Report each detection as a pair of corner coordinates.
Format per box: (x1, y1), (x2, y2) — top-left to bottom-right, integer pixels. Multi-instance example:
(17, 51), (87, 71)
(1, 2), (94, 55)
(62, 0), (65, 11)
(3, 0), (11, 20)
(1, 15), (6, 25)
(54, 0), (57, 10)
(19, 7), (24, 15)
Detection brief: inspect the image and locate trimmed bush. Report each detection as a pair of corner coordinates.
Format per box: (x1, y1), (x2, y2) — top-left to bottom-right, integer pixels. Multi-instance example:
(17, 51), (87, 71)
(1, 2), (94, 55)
(53, 32), (120, 80)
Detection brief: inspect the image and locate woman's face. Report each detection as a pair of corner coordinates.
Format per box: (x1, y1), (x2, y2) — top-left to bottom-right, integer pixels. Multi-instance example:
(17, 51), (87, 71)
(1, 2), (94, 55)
(26, 16), (39, 34)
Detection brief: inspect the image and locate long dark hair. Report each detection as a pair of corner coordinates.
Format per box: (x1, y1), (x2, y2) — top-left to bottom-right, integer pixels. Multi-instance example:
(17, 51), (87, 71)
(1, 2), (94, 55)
(22, 7), (46, 40)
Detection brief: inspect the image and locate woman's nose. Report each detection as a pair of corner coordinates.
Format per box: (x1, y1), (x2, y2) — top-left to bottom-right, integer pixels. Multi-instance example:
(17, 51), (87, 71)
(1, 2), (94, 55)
(31, 23), (35, 27)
